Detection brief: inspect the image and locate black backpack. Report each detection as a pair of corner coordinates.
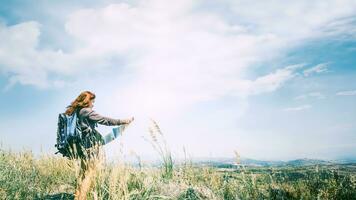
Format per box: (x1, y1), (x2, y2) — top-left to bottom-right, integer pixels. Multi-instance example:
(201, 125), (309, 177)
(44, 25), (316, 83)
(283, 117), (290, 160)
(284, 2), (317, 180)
(55, 111), (83, 157)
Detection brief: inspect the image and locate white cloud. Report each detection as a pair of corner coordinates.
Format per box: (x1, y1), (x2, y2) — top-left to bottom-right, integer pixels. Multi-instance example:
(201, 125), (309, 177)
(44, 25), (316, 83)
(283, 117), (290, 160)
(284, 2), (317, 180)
(295, 92), (325, 100)
(0, 21), (48, 88)
(0, 0), (354, 92)
(283, 104), (312, 112)
(249, 66), (297, 95)
(321, 16), (356, 39)
(0, 0), (354, 134)
(303, 63), (329, 77)
(336, 90), (356, 96)
(226, 0), (356, 40)
(0, 0), (354, 119)
(0, 21), (124, 89)
(57, 1), (312, 118)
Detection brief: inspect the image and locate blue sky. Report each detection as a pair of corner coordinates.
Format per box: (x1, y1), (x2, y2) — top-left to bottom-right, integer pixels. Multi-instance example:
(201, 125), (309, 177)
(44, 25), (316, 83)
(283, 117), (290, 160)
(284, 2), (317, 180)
(0, 0), (355, 161)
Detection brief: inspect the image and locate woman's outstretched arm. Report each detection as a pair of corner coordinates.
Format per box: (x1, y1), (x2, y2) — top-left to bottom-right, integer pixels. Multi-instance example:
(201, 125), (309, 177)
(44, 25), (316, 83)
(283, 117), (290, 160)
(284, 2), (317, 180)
(79, 107), (132, 126)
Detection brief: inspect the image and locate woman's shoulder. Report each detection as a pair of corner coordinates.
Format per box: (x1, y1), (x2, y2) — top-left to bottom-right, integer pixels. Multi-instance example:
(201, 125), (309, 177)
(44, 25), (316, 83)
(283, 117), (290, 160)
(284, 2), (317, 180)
(78, 107), (93, 116)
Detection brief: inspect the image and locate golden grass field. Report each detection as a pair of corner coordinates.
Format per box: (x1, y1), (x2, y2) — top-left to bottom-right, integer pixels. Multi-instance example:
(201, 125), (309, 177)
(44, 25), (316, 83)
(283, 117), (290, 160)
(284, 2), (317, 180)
(1, 121), (355, 200)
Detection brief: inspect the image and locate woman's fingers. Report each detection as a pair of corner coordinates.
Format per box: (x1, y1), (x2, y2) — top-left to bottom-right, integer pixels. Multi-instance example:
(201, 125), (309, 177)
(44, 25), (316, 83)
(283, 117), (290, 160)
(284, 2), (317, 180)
(124, 117), (134, 124)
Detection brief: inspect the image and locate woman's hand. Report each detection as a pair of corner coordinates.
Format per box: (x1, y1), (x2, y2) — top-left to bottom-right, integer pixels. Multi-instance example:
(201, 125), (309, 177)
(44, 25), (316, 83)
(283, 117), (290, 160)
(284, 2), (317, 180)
(122, 117), (134, 124)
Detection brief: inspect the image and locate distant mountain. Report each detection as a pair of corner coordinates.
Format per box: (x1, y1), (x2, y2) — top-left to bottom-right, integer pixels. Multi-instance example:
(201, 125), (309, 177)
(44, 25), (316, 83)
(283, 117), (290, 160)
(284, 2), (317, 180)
(284, 158), (333, 166)
(184, 157), (356, 168)
(126, 156), (356, 168)
(179, 157), (283, 168)
(333, 158), (356, 164)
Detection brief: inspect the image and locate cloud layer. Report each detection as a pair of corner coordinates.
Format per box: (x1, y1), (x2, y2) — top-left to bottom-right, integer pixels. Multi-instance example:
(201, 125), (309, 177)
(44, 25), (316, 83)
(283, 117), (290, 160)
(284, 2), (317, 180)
(1, 0), (356, 159)
(1, 0), (355, 95)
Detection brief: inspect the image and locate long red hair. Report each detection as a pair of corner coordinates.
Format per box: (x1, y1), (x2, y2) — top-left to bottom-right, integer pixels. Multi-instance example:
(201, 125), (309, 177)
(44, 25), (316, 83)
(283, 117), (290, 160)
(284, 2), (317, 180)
(65, 91), (96, 115)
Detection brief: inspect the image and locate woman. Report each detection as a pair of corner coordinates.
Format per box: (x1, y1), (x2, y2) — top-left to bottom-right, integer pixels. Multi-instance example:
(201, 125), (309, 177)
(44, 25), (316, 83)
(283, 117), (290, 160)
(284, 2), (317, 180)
(65, 91), (134, 199)
(65, 90), (134, 161)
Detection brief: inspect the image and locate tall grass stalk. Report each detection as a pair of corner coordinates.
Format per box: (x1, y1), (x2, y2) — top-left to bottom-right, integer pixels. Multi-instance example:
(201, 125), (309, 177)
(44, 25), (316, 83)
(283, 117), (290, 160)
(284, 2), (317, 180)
(145, 119), (174, 179)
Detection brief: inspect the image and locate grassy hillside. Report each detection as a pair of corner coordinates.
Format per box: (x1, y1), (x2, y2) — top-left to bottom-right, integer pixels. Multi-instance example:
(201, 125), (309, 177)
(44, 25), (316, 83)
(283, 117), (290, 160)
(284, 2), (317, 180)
(1, 149), (356, 199)
(1, 122), (355, 199)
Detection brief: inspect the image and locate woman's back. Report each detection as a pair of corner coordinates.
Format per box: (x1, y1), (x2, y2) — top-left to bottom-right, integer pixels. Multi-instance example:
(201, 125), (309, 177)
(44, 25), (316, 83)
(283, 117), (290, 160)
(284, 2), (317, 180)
(64, 91), (133, 157)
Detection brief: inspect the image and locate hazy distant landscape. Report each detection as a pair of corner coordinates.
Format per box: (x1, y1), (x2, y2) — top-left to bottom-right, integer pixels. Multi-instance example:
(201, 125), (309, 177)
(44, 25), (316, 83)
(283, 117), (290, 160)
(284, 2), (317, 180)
(190, 157), (356, 168)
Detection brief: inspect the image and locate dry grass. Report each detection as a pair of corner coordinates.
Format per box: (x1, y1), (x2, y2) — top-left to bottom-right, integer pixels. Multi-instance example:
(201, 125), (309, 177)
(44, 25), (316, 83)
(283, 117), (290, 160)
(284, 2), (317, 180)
(1, 120), (355, 199)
